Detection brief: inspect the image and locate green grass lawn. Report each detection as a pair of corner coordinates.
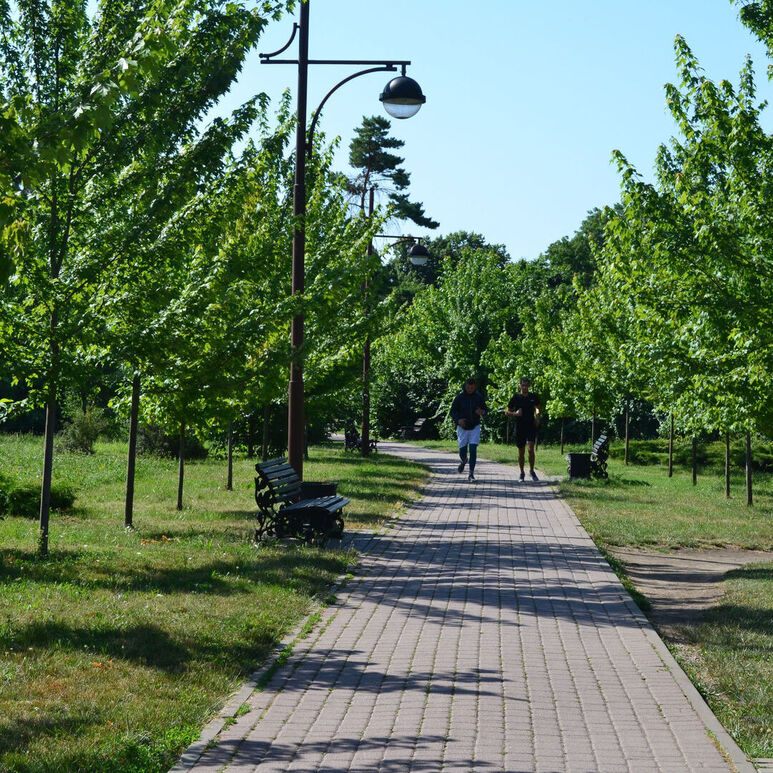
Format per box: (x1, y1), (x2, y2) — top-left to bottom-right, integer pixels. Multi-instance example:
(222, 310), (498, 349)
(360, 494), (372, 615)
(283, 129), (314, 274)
(0, 436), (427, 773)
(413, 438), (773, 548)
(3, 433), (771, 764)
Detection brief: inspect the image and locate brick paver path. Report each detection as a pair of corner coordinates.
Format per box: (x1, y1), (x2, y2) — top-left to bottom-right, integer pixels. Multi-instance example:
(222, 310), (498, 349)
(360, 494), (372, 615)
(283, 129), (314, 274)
(178, 442), (754, 772)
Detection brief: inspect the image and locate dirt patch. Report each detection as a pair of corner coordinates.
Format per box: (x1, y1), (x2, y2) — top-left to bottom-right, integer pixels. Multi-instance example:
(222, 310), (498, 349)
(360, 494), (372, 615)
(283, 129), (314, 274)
(608, 546), (773, 641)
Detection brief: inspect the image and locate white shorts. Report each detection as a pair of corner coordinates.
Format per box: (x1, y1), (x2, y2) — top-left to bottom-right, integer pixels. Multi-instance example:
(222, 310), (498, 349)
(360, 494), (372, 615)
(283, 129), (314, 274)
(456, 424), (481, 447)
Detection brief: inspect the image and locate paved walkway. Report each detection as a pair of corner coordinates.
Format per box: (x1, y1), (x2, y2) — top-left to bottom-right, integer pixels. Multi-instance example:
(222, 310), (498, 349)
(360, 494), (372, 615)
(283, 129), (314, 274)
(174, 442), (755, 772)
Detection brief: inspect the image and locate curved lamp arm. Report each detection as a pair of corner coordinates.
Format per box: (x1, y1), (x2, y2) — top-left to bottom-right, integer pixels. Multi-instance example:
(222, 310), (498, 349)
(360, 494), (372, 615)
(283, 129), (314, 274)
(306, 65), (401, 158)
(259, 23), (299, 59)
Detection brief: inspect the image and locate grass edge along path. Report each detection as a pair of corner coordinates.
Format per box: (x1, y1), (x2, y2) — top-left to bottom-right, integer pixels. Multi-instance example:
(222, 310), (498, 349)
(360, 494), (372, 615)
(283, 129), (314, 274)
(458, 439), (773, 761)
(0, 438), (428, 773)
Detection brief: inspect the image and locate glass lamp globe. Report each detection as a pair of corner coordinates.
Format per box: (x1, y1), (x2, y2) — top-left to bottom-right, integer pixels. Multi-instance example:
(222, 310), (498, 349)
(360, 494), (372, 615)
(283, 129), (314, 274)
(380, 76), (425, 120)
(408, 243), (430, 266)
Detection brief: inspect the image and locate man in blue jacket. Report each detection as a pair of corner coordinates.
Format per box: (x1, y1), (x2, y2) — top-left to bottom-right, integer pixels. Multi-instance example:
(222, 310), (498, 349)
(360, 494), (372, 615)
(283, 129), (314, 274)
(449, 378), (487, 482)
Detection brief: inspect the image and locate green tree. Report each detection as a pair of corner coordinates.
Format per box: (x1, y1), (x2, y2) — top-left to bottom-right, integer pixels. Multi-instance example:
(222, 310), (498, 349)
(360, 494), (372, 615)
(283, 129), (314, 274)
(347, 114), (438, 228)
(595, 34), (773, 499)
(372, 246), (514, 438)
(0, 0), (291, 554)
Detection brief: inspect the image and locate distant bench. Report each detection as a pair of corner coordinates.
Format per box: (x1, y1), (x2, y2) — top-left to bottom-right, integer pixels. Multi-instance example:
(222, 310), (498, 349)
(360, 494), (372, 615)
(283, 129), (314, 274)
(566, 434), (609, 480)
(254, 458), (349, 546)
(344, 428), (378, 453)
(399, 417), (427, 439)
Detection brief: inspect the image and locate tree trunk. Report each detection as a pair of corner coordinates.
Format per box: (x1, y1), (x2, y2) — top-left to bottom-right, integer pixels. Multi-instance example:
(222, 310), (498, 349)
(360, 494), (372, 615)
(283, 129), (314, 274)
(691, 436), (697, 486)
(560, 417), (565, 455)
(227, 421), (234, 491)
(261, 404), (270, 462)
(668, 413), (674, 478)
(247, 413), (257, 459)
(124, 372), (141, 528)
(304, 423), (309, 462)
(506, 416), (511, 445)
(361, 335), (371, 456)
(624, 398), (630, 466)
(361, 187), (375, 457)
(591, 412), (596, 444)
(746, 432), (753, 507)
(177, 421), (185, 511)
(38, 391), (57, 557)
(724, 433), (731, 499)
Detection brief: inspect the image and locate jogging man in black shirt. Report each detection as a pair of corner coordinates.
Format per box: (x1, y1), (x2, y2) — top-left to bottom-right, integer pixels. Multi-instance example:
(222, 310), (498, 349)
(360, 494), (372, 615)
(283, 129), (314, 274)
(505, 376), (541, 481)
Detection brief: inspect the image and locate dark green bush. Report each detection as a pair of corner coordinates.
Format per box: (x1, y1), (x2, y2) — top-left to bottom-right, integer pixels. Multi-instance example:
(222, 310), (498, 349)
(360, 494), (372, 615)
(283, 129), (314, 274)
(136, 424), (208, 460)
(0, 482), (76, 518)
(609, 439), (667, 466)
(58, 405), (111, 454)
(609, 437), (773, 471)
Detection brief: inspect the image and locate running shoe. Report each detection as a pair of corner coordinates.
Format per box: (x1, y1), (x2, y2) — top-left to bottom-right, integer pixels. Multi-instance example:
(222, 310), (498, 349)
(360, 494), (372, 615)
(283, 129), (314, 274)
(519, 471), (525, 481)
(530, 470), (539, 481)
(458, 459), (466, 473)
(468, 473), (476, 482)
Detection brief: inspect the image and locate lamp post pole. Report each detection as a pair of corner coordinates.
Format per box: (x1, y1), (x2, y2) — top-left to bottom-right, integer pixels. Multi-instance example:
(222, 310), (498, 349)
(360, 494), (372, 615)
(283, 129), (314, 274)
(361, 187), (376, 457)
(286, 1), (310, 478)
(261, 0), (425, 478)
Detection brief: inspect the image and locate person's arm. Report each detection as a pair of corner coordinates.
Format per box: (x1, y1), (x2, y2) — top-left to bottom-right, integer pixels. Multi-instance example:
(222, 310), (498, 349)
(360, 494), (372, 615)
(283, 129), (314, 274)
(450, 395), (466, 427)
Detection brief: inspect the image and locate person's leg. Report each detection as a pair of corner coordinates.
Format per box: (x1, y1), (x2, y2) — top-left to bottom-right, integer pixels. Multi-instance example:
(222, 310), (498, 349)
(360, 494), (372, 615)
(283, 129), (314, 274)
(468, 443), (478, 475)
(517, 444), (525, 473)
(456, 426), (467, 472)
(527, 440), (538, 479)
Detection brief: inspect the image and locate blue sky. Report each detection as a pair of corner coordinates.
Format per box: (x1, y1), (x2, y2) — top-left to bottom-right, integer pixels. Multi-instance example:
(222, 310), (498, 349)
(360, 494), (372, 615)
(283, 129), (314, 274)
(220, 0), (772, 261)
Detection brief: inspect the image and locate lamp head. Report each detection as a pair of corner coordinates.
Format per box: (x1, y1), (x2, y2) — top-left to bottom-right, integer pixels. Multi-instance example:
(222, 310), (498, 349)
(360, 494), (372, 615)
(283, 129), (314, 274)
(408, 242), (430, 266)
(380, 75), (425, 119)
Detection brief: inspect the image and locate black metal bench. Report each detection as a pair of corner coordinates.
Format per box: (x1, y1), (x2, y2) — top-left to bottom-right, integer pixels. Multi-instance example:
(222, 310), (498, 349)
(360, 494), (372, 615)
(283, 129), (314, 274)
(590, 434), (610, 479)
(567, 434), (609, 480)
(254, 458), (349, 546)
(344, 428), (377, 453)
(399, 417), (427, 439)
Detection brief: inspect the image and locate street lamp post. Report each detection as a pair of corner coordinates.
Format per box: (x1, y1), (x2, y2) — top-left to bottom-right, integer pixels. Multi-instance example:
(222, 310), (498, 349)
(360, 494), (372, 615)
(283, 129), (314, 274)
(260, 0), (425, 478)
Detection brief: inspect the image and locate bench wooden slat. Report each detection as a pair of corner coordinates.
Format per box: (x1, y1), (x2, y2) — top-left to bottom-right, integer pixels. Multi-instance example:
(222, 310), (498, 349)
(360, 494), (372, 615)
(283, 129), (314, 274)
(283, 495), (349, 513)
(271, 482), (302, 496)
(262, 464), (295, 479)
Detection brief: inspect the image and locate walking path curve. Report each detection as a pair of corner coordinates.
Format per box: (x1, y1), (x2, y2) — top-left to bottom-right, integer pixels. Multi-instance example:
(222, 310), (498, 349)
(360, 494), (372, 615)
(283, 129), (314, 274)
(174, 441), (755, 772)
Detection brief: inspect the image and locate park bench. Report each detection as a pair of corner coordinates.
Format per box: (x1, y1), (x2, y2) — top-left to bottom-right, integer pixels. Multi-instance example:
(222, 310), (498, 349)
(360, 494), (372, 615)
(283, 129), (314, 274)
(344, 428), (377, 453)
(254, 458), (349, 546)
(566, 434), (609, 480)
(589, 434), (610, 479)
(399, 417), (427, 439)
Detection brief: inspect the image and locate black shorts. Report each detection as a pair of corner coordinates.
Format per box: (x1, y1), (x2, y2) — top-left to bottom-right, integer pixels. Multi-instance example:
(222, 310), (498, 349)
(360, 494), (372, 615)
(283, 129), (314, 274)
(514, 423), (537, 448)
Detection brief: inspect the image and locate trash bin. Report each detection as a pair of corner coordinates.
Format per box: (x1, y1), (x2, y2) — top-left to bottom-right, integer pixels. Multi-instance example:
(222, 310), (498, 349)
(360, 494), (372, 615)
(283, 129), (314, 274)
(567, 452), (591, 479)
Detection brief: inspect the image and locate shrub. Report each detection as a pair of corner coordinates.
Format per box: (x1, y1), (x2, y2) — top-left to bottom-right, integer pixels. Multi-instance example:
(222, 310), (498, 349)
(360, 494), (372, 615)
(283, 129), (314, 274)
(609, 437), (773, 472)
(136, 424), (208, 460)
(1, 483), (76, 518)
(58, 405), (110, 454)
(608, 439), (667, 466)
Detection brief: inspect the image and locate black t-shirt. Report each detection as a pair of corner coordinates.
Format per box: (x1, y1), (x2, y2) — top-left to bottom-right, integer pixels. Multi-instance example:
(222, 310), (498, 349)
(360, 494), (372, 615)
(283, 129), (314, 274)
(508, 392), (540, 424)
